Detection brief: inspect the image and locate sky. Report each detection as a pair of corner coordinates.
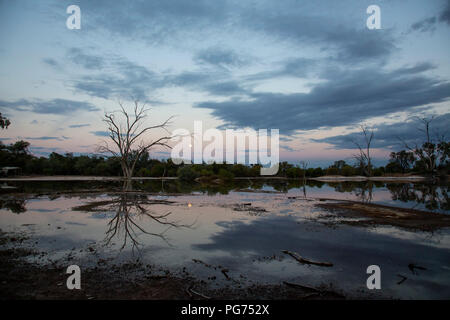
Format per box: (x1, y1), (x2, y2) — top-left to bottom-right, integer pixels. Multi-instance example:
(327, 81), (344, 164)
(0, 0), (449, 168)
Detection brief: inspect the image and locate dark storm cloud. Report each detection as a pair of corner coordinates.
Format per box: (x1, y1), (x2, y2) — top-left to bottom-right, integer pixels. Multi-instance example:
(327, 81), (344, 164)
(73, 1), (395, 63)
(409, 0), (450, 32)
(167, 71), (215, 87)
(194, 47), (246, 69)
(24, 136), (65, 141)
(43, 48), (159, 100)
(90, 131), (110, 137)
(165, 69), (249, 96)
(195, 64), (450, 134)
(74, 0), (229, 44)
(280, 145), (295, 152)
(49, 1), (409, 104)
(69, 123), (90, 128)
(411, 17), (438, 33)
(203, 81), (247, 96)
(439, 0), (450, 24)
(42, 58), (61, 68)
(240, 8), (396, 63)
(67, 48), (104, 70)
(90, 131), (136, 138)
(67, 50), (243, 99)
(71, 58), (161, 101)
(0, 99), (100, 115)
(245, 58), (318, 82)
(313, 113), (450, 150)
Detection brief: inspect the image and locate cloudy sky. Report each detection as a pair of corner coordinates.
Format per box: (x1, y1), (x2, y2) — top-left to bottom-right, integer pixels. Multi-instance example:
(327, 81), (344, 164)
(0, 0), (449, 167)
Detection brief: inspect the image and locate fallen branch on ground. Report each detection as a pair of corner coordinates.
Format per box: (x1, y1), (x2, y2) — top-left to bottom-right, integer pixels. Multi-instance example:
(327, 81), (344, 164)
(282, 250), (333, 267)
(283, 281), (320, 292)
(397, 274), (407, 285)
(283, 281), (345, 299)
(187, 285), (211, 299)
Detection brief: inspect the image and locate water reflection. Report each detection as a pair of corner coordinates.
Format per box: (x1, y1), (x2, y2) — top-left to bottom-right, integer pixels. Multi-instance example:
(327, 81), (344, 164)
(88, 193), (195, 252)
(1, 179), (449, 213)
(0, 198), (26, 213)
(387, 183), (449, 211)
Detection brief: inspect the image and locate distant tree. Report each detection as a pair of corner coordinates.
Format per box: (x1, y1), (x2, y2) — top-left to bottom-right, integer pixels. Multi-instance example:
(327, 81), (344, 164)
(0, 113), (11, 129)
(332, 160), (346, 172)
(403, 117), (448, 177)
(389, 150), (415, 173)
(437, 140), (449, 169)
(98, 101), (174, 190)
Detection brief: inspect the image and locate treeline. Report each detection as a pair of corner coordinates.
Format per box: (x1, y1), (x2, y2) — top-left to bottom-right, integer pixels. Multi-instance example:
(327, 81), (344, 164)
(0, 140), (448, 179)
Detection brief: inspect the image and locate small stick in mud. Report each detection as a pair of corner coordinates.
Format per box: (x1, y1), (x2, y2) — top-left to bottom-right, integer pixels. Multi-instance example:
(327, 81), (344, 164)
(221, 268), (230, 279)
(408, 263), (427, 275)
(283, 281), (320, 292)
(187, 285), (211, 299)
(397, 274), (407, 285)
(282, 250), (333, 267)
(283, 281), (345, 299)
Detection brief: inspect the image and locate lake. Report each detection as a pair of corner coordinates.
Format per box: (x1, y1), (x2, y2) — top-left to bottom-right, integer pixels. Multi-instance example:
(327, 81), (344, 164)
(0, 179), (449, 299)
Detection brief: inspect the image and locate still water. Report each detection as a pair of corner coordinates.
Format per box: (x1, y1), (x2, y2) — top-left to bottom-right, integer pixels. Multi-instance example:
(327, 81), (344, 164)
(1, 180), (449, 299)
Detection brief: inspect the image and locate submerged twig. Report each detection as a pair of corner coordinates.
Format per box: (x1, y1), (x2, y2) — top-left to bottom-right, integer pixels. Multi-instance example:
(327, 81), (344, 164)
(282, 250), (333, 267)
(187, 286), (211, 299)
(397, 274), (407, 285)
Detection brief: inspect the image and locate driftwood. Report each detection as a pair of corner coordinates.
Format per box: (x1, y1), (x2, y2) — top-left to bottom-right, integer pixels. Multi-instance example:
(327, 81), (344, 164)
(282, 250), (333, 267)
(283, 281), (345, 299)
(221, 268), (230, 279)
(408, 263), (427, 275)
(187, 285), (211, 299)
(283, 281), (320, 292)
(397, 274), (407, 285)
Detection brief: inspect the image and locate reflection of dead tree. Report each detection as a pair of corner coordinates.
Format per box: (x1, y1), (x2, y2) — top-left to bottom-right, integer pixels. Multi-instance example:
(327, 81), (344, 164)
(352, 125), (374, 177)
(104, 193), (194, 252)
(354, 182), (373, 204)
(97, 101), (174, 190)
(299, 161), (308, 198)
(0, 198), (26, 213)
(387, 183), (448, 211)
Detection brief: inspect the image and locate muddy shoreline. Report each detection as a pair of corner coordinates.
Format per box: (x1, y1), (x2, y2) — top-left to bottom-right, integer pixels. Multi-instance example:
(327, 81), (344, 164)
(0, 230), (345, 300)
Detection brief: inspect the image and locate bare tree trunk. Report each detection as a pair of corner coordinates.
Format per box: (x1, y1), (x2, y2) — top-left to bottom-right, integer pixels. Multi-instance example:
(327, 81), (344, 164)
(97, 101), (173, 191)
(352, 125), (374, 177)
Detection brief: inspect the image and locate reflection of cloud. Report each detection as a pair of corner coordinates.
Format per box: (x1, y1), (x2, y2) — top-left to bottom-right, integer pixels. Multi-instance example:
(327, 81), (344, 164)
(193, 214), (450, 291)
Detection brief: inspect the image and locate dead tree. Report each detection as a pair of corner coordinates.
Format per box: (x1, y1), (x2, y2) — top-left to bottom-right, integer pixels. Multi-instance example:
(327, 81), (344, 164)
(98, 101), (173, 189)
(352, 125), (374, 177)
(404, 117), (439, 178)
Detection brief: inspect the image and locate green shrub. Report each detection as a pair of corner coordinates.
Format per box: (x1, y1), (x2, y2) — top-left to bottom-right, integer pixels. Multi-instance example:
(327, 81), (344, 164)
(177, 166), (200, 181)
(218, 168), (234, 181)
